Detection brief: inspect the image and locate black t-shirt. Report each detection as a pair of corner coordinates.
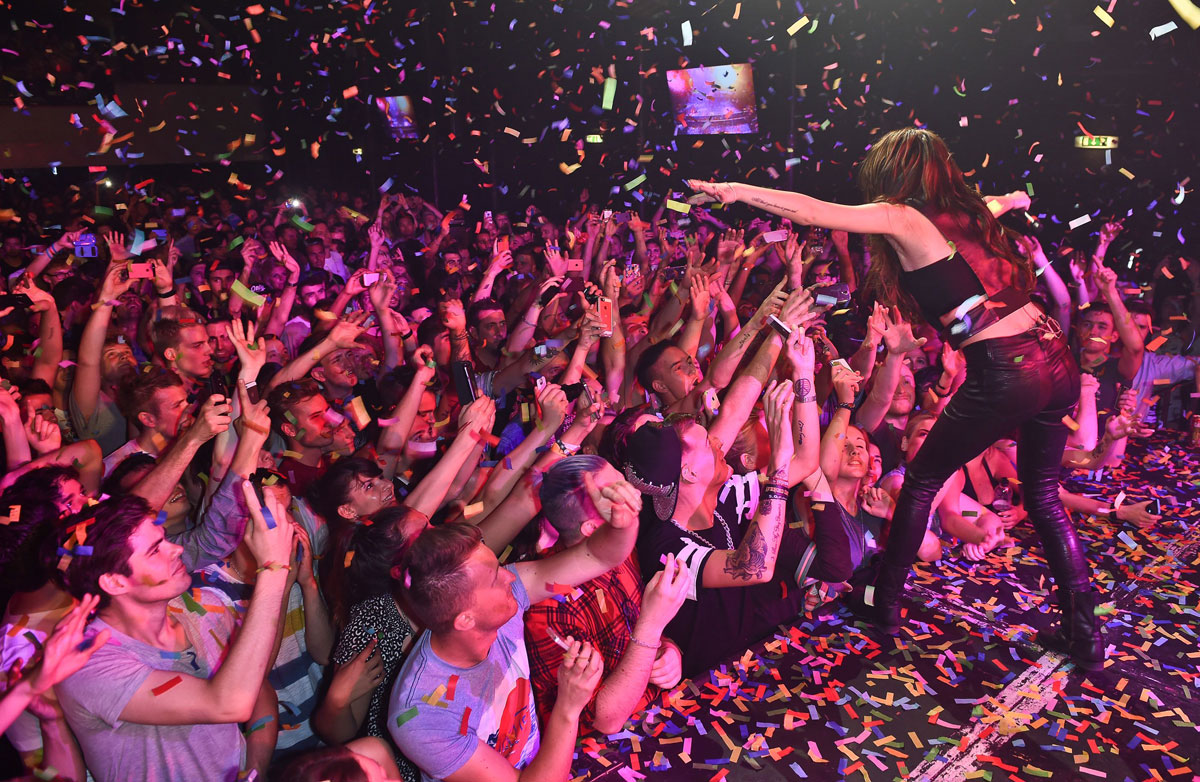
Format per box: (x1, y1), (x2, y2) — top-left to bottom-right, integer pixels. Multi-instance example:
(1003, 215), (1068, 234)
(871, 419), (906, 477)
(1087, 353), (1132, 427)
(636, 476), (804, 676)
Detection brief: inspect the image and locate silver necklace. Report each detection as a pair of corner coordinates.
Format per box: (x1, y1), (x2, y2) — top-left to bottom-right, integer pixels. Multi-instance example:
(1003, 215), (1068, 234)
(672, 509), (735, 549)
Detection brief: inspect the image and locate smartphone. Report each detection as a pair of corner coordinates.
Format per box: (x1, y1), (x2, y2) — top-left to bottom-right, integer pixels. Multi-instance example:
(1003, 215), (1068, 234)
(768, 314), (792, 337)
(0, 293), (32, 310)
(74, 234), (98, 258)
(566, 258), (585, 274)
(597, 296), (614, 338)
(613, 212), (630, 225)
(602, 209), (613, 221)
(127, 262), (154, 279)
(362, 272), (380, 286)
(484, 210), (494, 223)
(537, 283), (562, 307)
(152, 229), (168, 242)
(1148, 499), (1161, 516)
(451, 361), (476, 403)
(532, 374), (547, 392)
(287, 198), (302, 209)
(762, 229), (788, 244)
(813, 283), (851, 307)
(497, 235), (509, 253)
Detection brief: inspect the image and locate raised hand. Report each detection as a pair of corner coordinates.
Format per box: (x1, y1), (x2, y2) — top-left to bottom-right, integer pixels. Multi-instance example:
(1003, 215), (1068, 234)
(536, 382), (569, 432)
(685, 180), (739, 205)
(240, 479), (296, 567)
(98, 261), (136, 302)
(368, 268), (398, 312)
(228, 319), (267, 379)
(831, 363), (864, 405)
(100, 229), (130, 262)
(24, 414), (62, 456)
(1094, 264), (1119, 298)
(544, 244), (567, 277)
(582, 471), (641, 529)
(235, 382), (272, 441)
(190, 394), (234, 443)
(328, 312), (368, 348)
(27, 594), (111, 696)
(779, 287), (817, 331)
(786, 330), (816, 379)
(688, 273), (711, 320)
(879, 307), (927, 354)
(439, 298), (467, 334)
(368, 221), (387, 250)
(940, 342), (964, 378)
(458, 395), (497, 437)
(748, 279), (789, 332)
(1098, 219), (1123, 244)
(763, 380), (795, 470)
(411, 345), (438, 386)
(12, 275), (54, 313)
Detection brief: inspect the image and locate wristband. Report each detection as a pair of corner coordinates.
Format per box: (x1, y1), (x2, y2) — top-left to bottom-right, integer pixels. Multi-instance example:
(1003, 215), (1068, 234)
(155, 288), (175, 299)
(628, 634), (661, 651)
(242, 380), (258, 390)
(256, 562), (291, 573)
(398, 330), (414, 341)
(835, 402), (855, 411)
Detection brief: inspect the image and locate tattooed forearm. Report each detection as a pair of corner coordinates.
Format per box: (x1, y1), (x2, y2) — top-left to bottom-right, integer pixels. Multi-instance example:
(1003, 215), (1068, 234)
(723, 469), (787, 582)
(796, 421), (805, 446)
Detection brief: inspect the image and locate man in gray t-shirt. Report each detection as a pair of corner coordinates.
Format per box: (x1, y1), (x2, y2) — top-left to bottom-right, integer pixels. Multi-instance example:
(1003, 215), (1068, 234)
(53, 489), (296, 782)
(57, 588), (246, 781)
(387, 468), (641, 782)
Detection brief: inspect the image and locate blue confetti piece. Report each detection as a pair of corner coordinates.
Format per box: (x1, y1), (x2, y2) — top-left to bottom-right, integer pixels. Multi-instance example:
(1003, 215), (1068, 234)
(154, 510), (168, 526)
(262, 506), (277, 530)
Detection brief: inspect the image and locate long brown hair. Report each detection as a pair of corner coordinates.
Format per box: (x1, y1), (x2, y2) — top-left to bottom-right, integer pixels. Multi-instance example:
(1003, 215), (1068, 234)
(857, 128), (1035, 323)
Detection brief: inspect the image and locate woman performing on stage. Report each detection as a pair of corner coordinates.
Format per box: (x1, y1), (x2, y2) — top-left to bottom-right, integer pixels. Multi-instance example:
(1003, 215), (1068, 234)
(688, 127), (1101, 671)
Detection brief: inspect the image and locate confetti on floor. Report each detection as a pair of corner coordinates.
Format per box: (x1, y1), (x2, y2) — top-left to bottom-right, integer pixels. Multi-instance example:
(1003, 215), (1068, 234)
(572, 431), (1200, 781)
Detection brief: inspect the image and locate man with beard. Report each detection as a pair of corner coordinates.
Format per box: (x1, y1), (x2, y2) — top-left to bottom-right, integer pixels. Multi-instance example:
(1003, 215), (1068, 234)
(72, 262), (141, 455)
(205, 316), (238, 377)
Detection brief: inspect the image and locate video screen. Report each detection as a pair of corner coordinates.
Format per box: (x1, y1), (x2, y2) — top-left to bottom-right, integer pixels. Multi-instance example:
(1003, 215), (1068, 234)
(666, 63), (759, 135)
(376, 96), (418, 140)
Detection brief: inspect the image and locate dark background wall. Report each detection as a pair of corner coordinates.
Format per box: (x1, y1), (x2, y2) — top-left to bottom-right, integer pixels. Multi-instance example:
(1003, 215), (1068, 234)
(0, 0), (1196, 273)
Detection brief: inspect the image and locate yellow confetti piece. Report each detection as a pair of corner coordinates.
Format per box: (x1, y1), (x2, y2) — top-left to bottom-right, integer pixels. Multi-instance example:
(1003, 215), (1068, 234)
(1093, 6), (1115, 26)
(787, 15), (810, 35)
(1061, 415), (1080, 431)
(1118, 167), (1135, 180)
(665, 199), (691, 213)
(463, 502), (485, 518)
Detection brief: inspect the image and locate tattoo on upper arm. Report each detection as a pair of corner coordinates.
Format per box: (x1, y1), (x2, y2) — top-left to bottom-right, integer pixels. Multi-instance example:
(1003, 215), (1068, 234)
(723, 522), (768, 581)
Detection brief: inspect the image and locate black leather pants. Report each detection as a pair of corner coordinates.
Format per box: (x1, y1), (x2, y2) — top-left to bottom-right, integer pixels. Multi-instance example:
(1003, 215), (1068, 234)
(883, 316), (1092, 593)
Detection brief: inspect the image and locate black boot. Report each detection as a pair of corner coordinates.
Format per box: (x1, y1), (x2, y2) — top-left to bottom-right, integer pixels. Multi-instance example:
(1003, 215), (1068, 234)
(848, 557), (909, 636)
(1036, 586), (1104, 672)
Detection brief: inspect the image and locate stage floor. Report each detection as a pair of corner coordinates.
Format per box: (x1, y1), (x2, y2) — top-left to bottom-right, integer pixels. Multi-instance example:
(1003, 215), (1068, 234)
(572, 430), (1200, 782)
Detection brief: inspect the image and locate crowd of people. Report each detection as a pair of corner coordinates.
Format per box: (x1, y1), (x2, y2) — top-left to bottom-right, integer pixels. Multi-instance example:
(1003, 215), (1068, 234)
(0, 128), (1196, 782)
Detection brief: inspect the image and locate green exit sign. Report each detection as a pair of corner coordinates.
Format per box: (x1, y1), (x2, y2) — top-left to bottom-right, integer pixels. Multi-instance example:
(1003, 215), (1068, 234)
(1074, 135), (1118, 149)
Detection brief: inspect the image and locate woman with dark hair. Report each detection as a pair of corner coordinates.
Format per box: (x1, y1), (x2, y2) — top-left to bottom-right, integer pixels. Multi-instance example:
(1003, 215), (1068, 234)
(312, 505), (428, 782)
(688, 126), (1099, 670)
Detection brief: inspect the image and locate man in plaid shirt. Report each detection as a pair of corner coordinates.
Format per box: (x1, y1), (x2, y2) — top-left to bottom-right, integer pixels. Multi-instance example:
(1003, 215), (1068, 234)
(526, 456), (689, 733)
